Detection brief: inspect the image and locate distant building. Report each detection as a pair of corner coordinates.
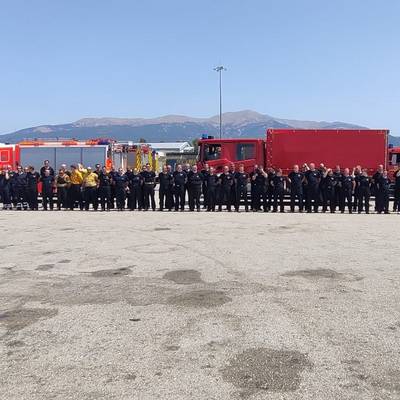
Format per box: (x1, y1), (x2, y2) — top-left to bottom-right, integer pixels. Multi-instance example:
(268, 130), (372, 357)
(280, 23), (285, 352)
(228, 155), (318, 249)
(143, 142), (194, 154)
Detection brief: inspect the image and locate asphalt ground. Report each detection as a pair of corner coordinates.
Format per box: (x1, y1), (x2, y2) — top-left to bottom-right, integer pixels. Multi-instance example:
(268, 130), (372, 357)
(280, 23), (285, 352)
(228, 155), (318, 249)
(1, 209), (400, 400)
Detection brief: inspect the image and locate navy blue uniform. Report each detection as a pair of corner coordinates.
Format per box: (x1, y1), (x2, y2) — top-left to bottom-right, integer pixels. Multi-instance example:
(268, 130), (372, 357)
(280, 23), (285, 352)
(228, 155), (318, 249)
(113, 174), (129, 210)
(288, 171), (304, 212)
(26, 171), (40, 210)
(340, 175), (354, 213)
(14, 172), (28, 210)
(376, 176), (391, 213)
(98, 172), (112, 210)
(234, 172), (249, 212)
(357, 175), (371, 213)
(201, 169), (210, 208)
(41, 175), (55, 210)
(251, 170), (267, 212)
(219, 172), (234, 211)
(128, 172), (143, 210)
(272, 175), (285, 212)
(0, 172), (12, 209)
(188, 172), (203, 211)
(141, 171), (156, 211)
(322, 175), (336, 213)
(158, 172), (173, 211)
(206, 174), (219, 211)
(305, 170), (321, 212)
(393, 170), (400, 212)
(173, 171), (187, 211)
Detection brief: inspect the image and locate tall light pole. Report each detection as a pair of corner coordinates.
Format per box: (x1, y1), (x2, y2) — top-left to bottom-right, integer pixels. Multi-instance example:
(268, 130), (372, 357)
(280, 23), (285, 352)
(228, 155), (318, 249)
(214, 66), (226, 139)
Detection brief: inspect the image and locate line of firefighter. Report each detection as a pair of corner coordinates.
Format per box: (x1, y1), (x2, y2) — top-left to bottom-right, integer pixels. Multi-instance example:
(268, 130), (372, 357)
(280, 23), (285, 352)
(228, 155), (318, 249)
(0, 160), (399, 214)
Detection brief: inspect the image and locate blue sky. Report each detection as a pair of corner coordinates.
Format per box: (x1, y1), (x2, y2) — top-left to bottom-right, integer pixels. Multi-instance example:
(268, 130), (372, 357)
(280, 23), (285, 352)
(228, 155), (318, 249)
(0, 0), (399, 134)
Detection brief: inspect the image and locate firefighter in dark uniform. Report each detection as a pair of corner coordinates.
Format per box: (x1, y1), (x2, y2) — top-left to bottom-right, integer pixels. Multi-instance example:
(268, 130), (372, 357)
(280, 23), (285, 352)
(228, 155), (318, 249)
(352, 166), (361, 212)
(393, 167), (400, 213)
(188, 165), (203, 211)
(14, 166), (28, 210)
(376, 171), (391, 214)
(271, 168), (285, 212)
(26, 166), (40, 210)
(141, 163), (156, 211)
(41, 169), (55, 210)
(109, 166), (118, 209)
(219, 165), (234, 212)
(318, 164), (327, 209)
(201, 163), (210, 209)
(173, 164), (187, 211)
(128, 168), (143, 211)
(372, 165), (384, 212)
(40, 160), (55, 179)
(304, 163), (320, 213)
(0, 167), (12, 210)
(56, 169), (70, 210)
(340, 168), (355, 213)
(234, 164), (249, 212)
(357, 169), (371, 214)
(266, 167), (276, 211)
(251, 166), (268, 212)
(333, 165), (342, 213)
(229, 163), (237, 208)
(113, 168), (129, 210)
(158, 165), (174, 211)
(125, 168), (134, 209)
(321, 169), (336, 213)
(206, 167), (218, 211)
(183, 163), (191, 205)
(250, 164), (259, 210)
(98, 166), (112, 211)
(287, 164), (304, 212)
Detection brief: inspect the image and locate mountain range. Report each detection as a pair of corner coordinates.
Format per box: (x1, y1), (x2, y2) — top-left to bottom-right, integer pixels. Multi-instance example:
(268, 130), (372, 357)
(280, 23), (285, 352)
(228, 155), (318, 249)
(1, 110), (399, 145)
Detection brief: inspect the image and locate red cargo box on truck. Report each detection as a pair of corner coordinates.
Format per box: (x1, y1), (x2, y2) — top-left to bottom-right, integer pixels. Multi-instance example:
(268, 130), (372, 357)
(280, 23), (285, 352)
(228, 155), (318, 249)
(266, 129), (389, 175)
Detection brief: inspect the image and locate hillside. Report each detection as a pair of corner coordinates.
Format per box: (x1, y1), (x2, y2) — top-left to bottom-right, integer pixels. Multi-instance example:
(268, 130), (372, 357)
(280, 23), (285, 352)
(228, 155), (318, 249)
(2, 110), (398, 144)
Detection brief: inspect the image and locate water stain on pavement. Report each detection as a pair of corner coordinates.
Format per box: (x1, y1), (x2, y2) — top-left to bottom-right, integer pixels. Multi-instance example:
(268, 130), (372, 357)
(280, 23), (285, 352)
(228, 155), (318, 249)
(36, 264), (55, 271)
(282, 268), (363, 281)
(90, 267), (132, 277)
(221, 348), (312, 396)
(371, 370), (400, 393)
(167, 290), (231, 308)
(0, 307), (58, 332)
(163, 269), (204, 284)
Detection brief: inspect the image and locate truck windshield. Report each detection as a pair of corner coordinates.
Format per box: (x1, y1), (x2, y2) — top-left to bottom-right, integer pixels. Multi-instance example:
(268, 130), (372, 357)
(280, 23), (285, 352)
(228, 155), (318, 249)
(203, 144), (222, 161)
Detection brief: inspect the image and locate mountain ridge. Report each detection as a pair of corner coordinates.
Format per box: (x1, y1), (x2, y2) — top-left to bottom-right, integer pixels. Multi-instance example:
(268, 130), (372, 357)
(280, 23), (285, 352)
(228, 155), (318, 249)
(2, 110), (398, 145)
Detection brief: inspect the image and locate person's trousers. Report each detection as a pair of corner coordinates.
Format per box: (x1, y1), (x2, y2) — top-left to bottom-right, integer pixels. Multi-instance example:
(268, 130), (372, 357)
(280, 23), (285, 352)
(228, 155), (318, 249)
(290, 191), (303, 212)
(358, 188), (370, 213)
(84, 187), (98, 210)
(99, 186), (111, 210)
(26, 187), (38, 210)
(174, 186), (185, 211)
(42, 191), (54, 210)
(189, 186), (202, 211)
(340, 189), (352, 212)
(115, 187), (126, 209)
(57, 187), (68, 209)
(236, 186), (248, 211)
(143, 184), (155, 210)
(159, 187), (173, 210)
(69, 184), (83, 210)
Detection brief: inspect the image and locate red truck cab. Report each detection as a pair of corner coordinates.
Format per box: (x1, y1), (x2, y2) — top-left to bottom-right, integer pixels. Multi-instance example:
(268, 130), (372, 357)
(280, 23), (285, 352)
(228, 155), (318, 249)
(197, 137), (264, 173)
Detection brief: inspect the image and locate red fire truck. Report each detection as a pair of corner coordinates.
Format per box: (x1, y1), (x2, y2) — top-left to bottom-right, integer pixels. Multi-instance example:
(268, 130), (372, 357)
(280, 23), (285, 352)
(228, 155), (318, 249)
(197, 129), (400, 176)
(0, 139), (158, 171)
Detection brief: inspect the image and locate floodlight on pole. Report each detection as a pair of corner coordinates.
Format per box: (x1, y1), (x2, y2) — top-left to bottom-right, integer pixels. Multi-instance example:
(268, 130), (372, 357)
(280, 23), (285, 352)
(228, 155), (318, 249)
(214, 66), (226, 139)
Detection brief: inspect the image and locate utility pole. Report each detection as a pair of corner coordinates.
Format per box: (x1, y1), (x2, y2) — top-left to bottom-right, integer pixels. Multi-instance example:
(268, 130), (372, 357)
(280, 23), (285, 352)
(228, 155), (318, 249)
(214, 66), (226, 139)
